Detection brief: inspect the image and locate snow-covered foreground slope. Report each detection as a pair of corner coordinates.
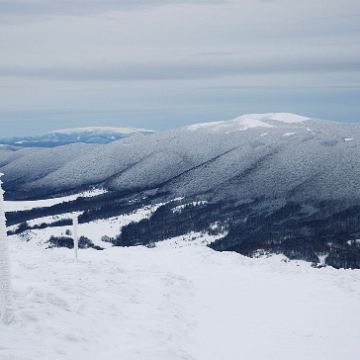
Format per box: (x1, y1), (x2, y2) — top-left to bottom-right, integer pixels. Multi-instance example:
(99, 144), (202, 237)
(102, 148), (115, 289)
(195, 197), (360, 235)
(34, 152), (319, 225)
(2, 239), (360, 360)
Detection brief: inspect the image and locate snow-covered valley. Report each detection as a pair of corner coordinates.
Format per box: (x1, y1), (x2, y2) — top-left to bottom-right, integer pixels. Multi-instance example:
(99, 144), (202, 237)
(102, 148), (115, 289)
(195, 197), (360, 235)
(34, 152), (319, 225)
(1, 237), (360, 360)
(5, 195), (223, 250)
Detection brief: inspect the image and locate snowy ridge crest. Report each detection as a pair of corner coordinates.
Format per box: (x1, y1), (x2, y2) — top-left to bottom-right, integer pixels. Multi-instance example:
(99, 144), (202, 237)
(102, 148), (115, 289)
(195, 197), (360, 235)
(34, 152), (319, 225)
(0, 126), (156, 148)
(187, 113), (309, 132)
(50, 126), (156, 135)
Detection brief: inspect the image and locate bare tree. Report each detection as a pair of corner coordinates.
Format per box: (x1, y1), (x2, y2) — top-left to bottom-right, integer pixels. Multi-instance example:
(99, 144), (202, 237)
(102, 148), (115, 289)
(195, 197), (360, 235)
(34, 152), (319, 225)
(0, 173), (13, 324)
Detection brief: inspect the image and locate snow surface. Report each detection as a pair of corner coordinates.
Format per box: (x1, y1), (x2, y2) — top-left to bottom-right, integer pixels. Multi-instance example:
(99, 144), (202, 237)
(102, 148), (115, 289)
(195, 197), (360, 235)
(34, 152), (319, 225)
(267, 113), (310, 123)
(186, 113), (310, 133)
(187, 114), (274, 132)
(6, 203), (165, 251)
(187, 120), (224, 131)
(2, 196), (360, 359)
(1, 237), (360, 360)
(282, 132), (296, 137)
(4, 189), (107, 212)
(230, 116), (274, 131)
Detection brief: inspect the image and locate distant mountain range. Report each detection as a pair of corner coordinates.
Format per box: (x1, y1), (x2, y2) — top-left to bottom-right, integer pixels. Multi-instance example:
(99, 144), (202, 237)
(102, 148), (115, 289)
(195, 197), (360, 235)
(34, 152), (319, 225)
(0, 126), (155, 147)
(1, 113), (360, 268)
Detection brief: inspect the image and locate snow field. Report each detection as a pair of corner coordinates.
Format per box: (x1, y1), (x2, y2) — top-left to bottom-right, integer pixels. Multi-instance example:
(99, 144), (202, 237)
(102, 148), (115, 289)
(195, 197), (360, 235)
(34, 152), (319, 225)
(4, 189), (107, 213)
(1, 238), (360, 360)
(6, 203), (163, 249)
(155, 231), (226, 249)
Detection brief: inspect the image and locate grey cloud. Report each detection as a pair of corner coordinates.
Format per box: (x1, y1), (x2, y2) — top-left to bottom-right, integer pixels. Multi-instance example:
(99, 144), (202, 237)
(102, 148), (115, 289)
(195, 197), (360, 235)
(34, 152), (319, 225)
(193, 52), (238, 57)
(201, 83), (360, 90)
(317, 14), (360, 20)
(1, 57), (359, 82)
(0, 0), (228, 17)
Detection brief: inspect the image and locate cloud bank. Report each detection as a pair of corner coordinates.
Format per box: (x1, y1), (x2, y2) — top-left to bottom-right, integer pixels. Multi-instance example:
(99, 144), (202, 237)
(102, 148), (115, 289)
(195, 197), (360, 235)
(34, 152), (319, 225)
(0, 0), (359, 136)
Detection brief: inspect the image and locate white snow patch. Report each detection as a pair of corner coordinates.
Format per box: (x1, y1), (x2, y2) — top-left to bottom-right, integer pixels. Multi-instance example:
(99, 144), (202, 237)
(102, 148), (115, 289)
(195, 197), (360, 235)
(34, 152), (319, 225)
(282, 132), (296, 137)
(230, 115), (275, 131)
(187, 120), (224, 131)
(209, 222), (220, 231)
(347, 239), (360, 245)
(155, 231), (226, 249)
(79, 205), (161, 247)
(267, 113), (310, 123)
(187, 115), (274, 133)
(172, 201), (207, 213)
(26, 213), (78, 229)
(187, 113), (309, 133)
(4, 189), (107, 212)
(344, 137), (354, 141)
(317, 255), (328, 266)
(8, 204), (162, 249)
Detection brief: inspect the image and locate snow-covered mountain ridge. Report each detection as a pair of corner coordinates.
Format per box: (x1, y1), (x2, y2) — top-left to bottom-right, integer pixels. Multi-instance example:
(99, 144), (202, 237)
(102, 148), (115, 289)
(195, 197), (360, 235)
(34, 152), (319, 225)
(51, 126), (155, 135)
(1, 113), (360, 268)
(0, 126), (155, 147)
(187, 113), (309, 131)
(1, 112), (356, 201)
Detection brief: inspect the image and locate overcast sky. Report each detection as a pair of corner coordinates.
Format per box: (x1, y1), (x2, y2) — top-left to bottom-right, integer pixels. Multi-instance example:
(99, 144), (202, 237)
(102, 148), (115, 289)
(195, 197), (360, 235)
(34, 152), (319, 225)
(1, 0), (359, 137)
